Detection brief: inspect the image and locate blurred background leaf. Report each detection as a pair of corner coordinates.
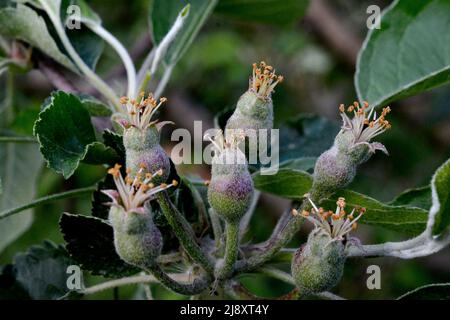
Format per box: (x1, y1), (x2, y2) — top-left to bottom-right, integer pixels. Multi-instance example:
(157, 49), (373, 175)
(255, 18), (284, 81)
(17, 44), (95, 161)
(215, 0), (310, 26)
(12, 241), (73, 300)
(356, 0), (450, 108)
(0, 142), (42, 253)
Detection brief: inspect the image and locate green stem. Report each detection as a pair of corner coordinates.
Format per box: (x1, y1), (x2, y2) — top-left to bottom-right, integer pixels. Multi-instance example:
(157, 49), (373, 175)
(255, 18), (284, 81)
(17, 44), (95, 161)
(156, 192), (214, 275)
(234, 199), (311, 275)
(0, 136), (37, 143)
(82, 272), (190, 295)
(208, 208), (223, 248)
(216, 221), (239, 280)
(147, 264), (209, 296)
(225, 281), (265, 300)
(234, 213), (304, 274)
(258, 267), (295, 286)
(0, 186), (96, 220)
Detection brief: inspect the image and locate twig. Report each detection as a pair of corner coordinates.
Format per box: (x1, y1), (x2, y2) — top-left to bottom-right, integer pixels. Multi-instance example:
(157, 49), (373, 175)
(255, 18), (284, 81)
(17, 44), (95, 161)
(157, 191), (215, 275)
(0, 186), (96, 220)
(215, 221), (240, 280)
(147, 264), (209, 296)
(258, 267), (295, 286)
(0, 136), (37, 143)
(87, 23), (137, 98)
(82, 272), (190, 295)
(209, 208), (223, 248)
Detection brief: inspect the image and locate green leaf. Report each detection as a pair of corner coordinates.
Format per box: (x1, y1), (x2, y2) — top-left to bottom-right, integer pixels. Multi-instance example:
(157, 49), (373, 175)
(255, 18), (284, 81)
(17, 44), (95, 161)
(0, 141), (42, 252)
(429, 159), (450, 235)
(0, 4), (77, 72)
(253, 168), (428, 235)
(91, 173), (116, 220)
(33, 91), (118, 179)
(356, 0), (450, 108)
(60, 213), (140, 278)
(390, 186), (431, 210)
(149, 0), (218, 64)
(61, 0), (104, 70)
(77, 94), (112, 117)
(279, 114), (339, 164)
(66, 27), (104, 70)
(253, 168), (313, 200)
(90, 132), (125, 220)
(13, 241), (74, 300)
(60, 0), (101, 25)
(215, 0), (310, 26)
(397, 283), (450, 300)
(322, 190), (428, 235)
(102, 130), (125, 160)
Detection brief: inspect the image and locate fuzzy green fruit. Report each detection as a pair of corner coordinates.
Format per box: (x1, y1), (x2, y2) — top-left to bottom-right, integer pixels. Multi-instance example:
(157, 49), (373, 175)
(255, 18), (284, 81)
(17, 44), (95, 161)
(225, 62), (282, 145)
(208, 149), (254, 223)
(310, 146), (356, 200)
(226, 90), (273, 135)
(109, 206), (163, 269)
(123, 126), (170, 183)
(291, 232), (346, 296)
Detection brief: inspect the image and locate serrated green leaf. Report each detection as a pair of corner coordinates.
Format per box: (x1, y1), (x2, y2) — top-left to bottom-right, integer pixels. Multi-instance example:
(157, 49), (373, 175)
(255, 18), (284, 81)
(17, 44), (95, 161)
(0, 141), (42, 252)
(102, 130), (125, 160)
(429, 159), (450, 235)
(149, 0), (218, 64)
(77, 94), (112, 117)
(13, 241), (74, 300)
(91, 173), (115, 220)
(397, 283), (450, 300)
(0, 4), (77, 72)
(215, 0), (310, 26)
(33, 91), (118, 179)
(356, 0), (450, 108)
(60, 213), (140, 278)
(83, 142), (119, 165)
